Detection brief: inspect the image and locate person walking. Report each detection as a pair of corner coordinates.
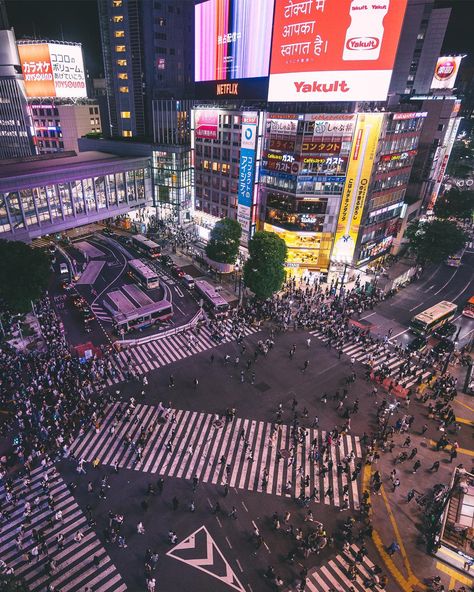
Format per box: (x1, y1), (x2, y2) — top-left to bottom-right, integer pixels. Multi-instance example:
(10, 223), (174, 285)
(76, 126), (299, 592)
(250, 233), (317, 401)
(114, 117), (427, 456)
(387, 541), (400, 556)
(137, 522), (145, 534)
(392, 478), (400, 493)
(429, 460), (440, 472)
(228, 506), (237, 520)
(412, 460), (421, 474)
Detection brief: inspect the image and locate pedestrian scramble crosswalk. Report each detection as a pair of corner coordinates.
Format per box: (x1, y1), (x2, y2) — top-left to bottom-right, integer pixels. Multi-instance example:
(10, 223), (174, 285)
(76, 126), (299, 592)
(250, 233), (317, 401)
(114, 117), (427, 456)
(302, 544), (384, 591)
(91, 302), (112, 322)
(69, 403), (362, 509)
(105, 319), (260, 385)
(0, 464), (126, 592)
(309, 329), (432, 390)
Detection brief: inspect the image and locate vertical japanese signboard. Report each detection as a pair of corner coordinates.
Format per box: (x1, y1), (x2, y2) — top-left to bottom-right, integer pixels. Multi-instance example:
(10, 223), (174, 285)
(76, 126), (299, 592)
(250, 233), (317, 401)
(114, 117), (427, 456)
(268, 0), (407, 102)
(332, 113), (384, 262)
(237, 112), (258, 242)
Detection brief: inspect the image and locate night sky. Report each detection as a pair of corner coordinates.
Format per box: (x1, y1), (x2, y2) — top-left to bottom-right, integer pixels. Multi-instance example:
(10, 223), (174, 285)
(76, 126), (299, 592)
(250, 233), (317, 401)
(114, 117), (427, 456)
(4, 0), (474, 78)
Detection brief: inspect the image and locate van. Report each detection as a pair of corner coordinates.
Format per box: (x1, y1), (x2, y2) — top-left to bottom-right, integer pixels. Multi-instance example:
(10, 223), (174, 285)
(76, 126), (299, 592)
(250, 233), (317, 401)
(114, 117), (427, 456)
(182, 274), (195, 289)
(59, 263), (69, 276)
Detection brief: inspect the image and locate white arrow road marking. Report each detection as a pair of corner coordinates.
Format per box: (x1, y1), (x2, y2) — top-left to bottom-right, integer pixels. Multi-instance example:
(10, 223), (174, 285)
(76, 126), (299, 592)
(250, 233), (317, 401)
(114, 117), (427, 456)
(167, 525), (246, 592)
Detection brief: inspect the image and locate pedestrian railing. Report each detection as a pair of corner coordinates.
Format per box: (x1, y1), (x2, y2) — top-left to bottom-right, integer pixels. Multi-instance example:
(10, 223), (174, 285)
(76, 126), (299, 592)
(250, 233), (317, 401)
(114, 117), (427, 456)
(116, 309), (204, 349)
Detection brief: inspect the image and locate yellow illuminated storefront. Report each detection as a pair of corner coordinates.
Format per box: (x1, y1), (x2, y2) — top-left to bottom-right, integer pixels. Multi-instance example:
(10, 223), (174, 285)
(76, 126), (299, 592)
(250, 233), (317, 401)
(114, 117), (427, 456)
(264, 223), (333, 276)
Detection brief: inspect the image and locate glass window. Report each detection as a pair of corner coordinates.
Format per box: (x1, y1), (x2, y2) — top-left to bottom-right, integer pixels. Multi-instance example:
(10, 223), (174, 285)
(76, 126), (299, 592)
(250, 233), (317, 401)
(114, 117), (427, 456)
(106, 173), (117, 206)
(118, 73), (128, 80)
(95, 176), (106, 209)
(116, 172), (126, 204)
(112, 0), (122, 6)
(58, 183), (73, 217)
(0, 194), (11, 233)
(115, 45), (126, 53)
(120, 111), (131, 118)
(5, 192), (24, 230)
(34, 187), (50, 222)
(113, 15), (123, 22)
(114, 30), (125, 37)
(70, 180), (85, 214)
(126, 170), (135, 201)
(20, 188), (38, 227)
(116, 59), (127, 66)
(135, 168), (144, 200)
(119, 86), (129, 93)
(82, 178), (96, 211)
(46, 185), (62, 221)
(122, 130), (132, 137)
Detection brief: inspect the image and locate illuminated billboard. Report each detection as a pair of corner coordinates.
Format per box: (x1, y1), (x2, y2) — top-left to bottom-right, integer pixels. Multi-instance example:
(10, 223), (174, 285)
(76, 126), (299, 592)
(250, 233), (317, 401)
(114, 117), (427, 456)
(195, 0), (275, 82)
(18, 42), (87, 98)
(431, 56), (462, 90)
(195, 110), (219, 140)
(268, 0), (407, 102)
(237, 112), (259, 242)
(332, 113), (384, 262)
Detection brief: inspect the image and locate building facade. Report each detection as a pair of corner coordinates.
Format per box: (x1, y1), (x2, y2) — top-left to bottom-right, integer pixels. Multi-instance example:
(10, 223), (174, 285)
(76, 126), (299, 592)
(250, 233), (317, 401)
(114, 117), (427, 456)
(0, 151), (152, 241)
(30, 102), (102, 154)
(97, 0), (193, 139)
(0, 29), (36, 159)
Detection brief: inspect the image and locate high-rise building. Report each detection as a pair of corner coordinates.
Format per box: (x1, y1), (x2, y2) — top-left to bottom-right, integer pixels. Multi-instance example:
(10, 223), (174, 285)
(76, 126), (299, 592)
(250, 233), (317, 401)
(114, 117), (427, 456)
(97, 0), (193, 139)
(0, 29), (36, 159)
(388, 0), (452, 103)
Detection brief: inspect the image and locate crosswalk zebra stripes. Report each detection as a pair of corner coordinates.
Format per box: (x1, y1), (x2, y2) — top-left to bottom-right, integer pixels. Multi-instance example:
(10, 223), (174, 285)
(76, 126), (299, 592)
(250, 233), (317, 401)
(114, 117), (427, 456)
(69, 403), (362, 509)
(310, 329), (431, 390)
(0, 465), (126, 592)
(303, 544), (384, 591)
(105, 319), (260, 385)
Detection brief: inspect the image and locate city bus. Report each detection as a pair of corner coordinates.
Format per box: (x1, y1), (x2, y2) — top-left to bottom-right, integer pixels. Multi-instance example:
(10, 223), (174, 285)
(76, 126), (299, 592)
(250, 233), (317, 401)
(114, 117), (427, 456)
(131, 234), (161, 259)
(128, 259), (160, 290)
(462, 296), (474, 319)
(410, 301), (458, 336)
(195, 280), (229, 317)
(446, 248), (464, 267)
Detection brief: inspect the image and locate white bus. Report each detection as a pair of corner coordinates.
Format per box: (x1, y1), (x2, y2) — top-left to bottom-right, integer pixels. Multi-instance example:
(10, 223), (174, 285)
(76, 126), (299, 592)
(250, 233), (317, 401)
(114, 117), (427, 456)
(128, 259), (160, 290)
(131, 234), (161, 259)
(410, 301), (457, 336)
(195, 280), (229, 317)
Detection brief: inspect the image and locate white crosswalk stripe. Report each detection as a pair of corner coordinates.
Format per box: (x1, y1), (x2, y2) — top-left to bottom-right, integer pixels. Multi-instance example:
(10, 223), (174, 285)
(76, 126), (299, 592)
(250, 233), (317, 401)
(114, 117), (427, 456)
(303, 544), (381, 591)
(0, 465), (126, 592)
(69, 403), (362, 509)
(310, 329), (431, 390)
(104, 319), (261, 385)
(91, 303), (112, 321)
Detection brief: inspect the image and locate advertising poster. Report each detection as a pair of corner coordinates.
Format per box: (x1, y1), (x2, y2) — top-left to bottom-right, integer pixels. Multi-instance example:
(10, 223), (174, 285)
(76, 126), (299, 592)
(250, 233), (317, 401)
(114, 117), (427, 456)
(268, 0), (407, 102)
(195, 0), (275, 82)
(237, 113), (258, 239)
(332, 113), (384, 262)
(431, 56), (463, 90)
(19, 42), (87, 98)
(194, 110), (219, 140)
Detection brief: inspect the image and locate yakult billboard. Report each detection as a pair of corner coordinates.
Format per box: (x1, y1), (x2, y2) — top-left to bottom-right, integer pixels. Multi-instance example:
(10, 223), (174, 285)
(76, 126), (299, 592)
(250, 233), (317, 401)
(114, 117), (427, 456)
(268, 0), (407, 102)
(431, 56), (462, 90)
(18, 42), (87, 98)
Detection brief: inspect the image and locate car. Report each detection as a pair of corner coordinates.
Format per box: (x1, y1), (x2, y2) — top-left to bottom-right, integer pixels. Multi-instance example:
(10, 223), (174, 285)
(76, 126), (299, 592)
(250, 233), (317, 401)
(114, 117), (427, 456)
(182, 274), (195, 289)
(407, 336), (427, 353)
(433, 338), (455, 355)
(170, 264), (185, 278)
(161, 255), (173, 267)
(59, 263), (69, 276)
(103, 228), (114, 236)
(82, 308), (94, 321)
(48, 244), (56, 254)
(61, 281), (74, 292)
(433, 322), (457, 340)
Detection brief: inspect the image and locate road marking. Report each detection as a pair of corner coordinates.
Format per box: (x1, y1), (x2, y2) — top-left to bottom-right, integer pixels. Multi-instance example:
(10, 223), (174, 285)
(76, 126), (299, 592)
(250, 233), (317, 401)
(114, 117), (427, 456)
(167, 525), (246, 592)
(241, 501), (249, 512)
(454, 399), (474, 413)
(456, 417), (474, 426)
(225, 536), (233, 549)
(417, 264), (441, 290)
(264, 542), (271, 553)
(316, 361), (340, 375)
(460, 327), (474, 340)
(236, 559), (243, 573)
(216, 516), (222, 528)
(391, 328), (410, 340)
(436, 560), (473, 587)
(360, 312), (376, 320)
(428, 440), (474, 457)
(174, 286), (185, 298)
(434, 266), (460, 296)
(409, 303), (424, 312)
(426, 284), (436, 291)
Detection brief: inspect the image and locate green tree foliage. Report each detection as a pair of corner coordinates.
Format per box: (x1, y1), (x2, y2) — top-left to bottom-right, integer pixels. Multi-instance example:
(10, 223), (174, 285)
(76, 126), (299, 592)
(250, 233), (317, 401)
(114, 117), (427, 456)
(446, 141), (473, 178)
(406, 219), (467, 264)
(205, 218), (242, 264)
(434, 188), (474, 220)
(244, 231), (287, 299)
(0, 239), (51, 313)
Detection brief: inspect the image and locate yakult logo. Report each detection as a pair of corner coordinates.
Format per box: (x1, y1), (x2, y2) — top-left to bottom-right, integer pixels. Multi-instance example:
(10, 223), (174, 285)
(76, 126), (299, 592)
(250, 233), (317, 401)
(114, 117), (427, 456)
(346, 36), (380, 51)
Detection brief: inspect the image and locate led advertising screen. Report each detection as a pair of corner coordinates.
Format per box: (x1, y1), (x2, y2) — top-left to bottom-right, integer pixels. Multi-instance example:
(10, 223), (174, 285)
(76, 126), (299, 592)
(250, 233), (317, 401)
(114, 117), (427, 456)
(268, 0), (407, 102)
(194, 110), (219, 140)
(431, 56), (462, 90)
(18, 42), (87, 98)
(195, 0), (275, 82)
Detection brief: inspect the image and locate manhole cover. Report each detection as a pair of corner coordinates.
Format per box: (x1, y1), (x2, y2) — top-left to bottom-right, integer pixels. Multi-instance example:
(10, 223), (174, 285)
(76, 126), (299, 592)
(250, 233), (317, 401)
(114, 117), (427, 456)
(255, 382), (270, 392)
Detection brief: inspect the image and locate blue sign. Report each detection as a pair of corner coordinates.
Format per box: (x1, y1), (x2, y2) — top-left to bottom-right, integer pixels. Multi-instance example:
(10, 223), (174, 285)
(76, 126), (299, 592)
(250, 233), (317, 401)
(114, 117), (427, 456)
(238, 147), (256, 208)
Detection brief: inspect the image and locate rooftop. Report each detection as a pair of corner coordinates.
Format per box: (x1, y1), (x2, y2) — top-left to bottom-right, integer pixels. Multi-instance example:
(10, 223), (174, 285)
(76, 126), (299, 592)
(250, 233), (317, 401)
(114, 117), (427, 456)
(0, 151), (146, 180)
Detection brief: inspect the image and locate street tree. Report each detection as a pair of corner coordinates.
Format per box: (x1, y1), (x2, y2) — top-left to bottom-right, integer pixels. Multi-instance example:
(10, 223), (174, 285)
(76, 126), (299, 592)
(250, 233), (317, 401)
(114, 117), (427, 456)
(244, 231), (287, 299)
(405, 219), (467, 264)
(434, 188), (474, 220)
(205, 218), (242, 265)
(0, 239), (51, 313)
